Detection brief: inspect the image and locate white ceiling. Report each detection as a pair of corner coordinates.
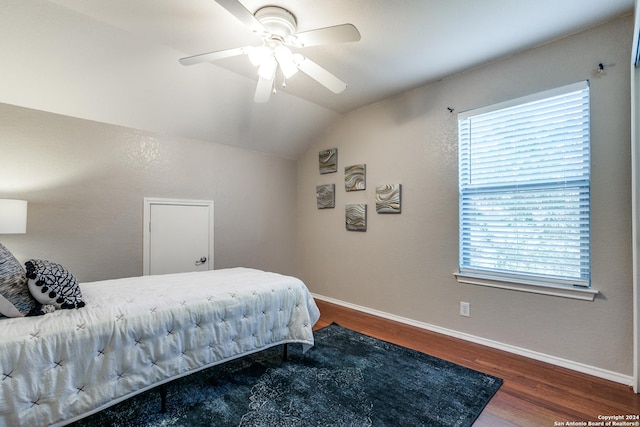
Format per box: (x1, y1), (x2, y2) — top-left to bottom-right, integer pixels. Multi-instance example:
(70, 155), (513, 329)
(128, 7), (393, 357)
(1, 0), (634, 158)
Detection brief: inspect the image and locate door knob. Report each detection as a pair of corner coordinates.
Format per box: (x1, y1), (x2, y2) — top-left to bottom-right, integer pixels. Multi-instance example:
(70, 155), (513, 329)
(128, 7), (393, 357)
(195, 256), (207, 266)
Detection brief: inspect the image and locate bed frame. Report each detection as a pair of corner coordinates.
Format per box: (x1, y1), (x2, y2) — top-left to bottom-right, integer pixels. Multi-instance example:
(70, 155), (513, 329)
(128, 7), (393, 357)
(0, 268), (320, 427)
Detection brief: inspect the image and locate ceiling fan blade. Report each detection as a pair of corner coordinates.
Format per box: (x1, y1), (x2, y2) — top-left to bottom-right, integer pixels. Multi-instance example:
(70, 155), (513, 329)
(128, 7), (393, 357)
(294, 24), (361, 47)
(179, 47), (247, 66)
(296, 56), (347, 94)
(254, 75), (274, 103)
(215, 0), (267, 34)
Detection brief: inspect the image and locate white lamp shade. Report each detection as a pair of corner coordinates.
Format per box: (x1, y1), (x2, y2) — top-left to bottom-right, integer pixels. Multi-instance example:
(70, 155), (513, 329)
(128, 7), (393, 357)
(258, 56), (277, 80)
(247, 46), (271, 67)
(274, 46), (298, 78)
(0, 199), (28, 234)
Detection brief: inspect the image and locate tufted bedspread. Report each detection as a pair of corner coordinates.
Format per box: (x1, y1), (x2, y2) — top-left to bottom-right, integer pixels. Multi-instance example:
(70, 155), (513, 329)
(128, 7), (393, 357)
(0, 267), (320, 427)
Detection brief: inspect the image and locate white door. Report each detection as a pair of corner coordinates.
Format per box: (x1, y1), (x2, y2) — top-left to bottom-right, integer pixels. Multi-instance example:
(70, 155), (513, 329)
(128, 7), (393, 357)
(143, 198), (214, 276)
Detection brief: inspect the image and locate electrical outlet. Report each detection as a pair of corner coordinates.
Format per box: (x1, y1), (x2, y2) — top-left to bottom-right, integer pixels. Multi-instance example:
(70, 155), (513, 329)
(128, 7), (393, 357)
(460, 301), (470, 317)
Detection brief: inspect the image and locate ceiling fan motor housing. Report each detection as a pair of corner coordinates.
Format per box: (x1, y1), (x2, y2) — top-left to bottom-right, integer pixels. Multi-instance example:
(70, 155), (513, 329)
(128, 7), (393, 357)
(255, 6), (297, 39)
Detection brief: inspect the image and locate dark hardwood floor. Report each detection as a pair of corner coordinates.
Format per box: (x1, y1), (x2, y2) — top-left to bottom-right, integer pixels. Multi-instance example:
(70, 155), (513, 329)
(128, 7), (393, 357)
(313, 299), (640, 426)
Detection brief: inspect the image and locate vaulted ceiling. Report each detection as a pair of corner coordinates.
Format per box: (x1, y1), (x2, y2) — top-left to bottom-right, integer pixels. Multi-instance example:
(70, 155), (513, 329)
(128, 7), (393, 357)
(0, 0), (634, 158)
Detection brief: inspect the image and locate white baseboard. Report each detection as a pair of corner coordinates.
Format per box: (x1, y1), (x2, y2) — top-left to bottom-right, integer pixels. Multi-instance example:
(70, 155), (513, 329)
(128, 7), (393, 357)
(313, 293), (634, 387)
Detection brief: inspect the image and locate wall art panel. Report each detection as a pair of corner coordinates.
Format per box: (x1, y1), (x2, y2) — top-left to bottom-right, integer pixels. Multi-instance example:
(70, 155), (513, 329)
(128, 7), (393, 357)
(345, 164), (366, 191)
(346, 204), (367, 231)
(376, 184), (402, 213)
(316, 184), (335, 209)
(319, 148), (337, 174)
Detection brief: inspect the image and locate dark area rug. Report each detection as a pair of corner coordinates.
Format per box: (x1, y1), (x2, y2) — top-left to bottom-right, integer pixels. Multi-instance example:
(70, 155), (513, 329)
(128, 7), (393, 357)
(71, 323), (502, 427)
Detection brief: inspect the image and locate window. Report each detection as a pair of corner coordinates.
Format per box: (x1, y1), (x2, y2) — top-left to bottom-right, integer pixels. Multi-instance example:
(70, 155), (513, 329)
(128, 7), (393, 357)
(457, 81), (593, 297)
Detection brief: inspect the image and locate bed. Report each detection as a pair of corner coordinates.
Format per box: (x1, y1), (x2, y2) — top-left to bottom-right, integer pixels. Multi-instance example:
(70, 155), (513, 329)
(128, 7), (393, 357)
(0, 267), (320, 427)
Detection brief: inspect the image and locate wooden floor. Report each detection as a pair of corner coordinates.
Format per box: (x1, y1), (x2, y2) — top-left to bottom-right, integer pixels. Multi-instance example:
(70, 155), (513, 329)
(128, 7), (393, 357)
(314, 299), (640, 426)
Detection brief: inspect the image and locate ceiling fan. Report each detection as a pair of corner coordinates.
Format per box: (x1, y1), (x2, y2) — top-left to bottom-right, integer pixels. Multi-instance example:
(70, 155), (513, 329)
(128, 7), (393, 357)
(179, 0), (361, 103)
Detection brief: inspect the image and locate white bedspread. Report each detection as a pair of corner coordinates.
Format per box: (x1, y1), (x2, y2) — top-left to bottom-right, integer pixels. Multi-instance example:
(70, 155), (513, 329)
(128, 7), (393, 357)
(0, 268), (320, 427)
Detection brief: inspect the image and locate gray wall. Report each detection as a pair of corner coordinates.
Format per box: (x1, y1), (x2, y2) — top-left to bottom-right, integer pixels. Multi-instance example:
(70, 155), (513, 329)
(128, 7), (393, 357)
(0, 104), (298, 282)
(297, 15), (634, 376)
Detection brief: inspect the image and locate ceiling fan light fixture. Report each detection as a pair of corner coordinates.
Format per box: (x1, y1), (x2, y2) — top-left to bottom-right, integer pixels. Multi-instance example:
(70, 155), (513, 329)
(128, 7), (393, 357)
(257, 56), (277, 80)
(274, 45), (298, 78)
(246, 45), (270, 66)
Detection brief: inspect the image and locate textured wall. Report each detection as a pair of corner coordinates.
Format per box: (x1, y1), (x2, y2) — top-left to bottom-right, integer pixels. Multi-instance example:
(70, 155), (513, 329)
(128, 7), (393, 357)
(0, 104), (298, 282)
(297, 15), (634, 376)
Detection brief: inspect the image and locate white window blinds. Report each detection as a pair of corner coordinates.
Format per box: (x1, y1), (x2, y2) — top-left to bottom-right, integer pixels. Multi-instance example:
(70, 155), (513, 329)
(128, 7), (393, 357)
(458, 81), (591, 287)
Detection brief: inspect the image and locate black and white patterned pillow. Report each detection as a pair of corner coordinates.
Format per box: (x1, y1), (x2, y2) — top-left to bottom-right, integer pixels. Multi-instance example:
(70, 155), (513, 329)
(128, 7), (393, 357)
(25, 259), (85, 309)
(0, 243), (38, 317)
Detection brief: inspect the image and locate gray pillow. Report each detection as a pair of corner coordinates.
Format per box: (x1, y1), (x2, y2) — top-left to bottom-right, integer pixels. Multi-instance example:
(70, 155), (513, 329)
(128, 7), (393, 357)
(0, 243), (38, 317)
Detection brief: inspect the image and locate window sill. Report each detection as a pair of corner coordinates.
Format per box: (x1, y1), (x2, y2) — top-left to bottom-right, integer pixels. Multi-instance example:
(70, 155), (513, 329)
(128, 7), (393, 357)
(453, 272), (599, 301)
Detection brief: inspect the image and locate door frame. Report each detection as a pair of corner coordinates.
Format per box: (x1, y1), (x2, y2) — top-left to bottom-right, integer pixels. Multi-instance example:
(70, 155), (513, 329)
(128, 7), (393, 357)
(142, 197), (214, 276)
(632, 0), (639, 393)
